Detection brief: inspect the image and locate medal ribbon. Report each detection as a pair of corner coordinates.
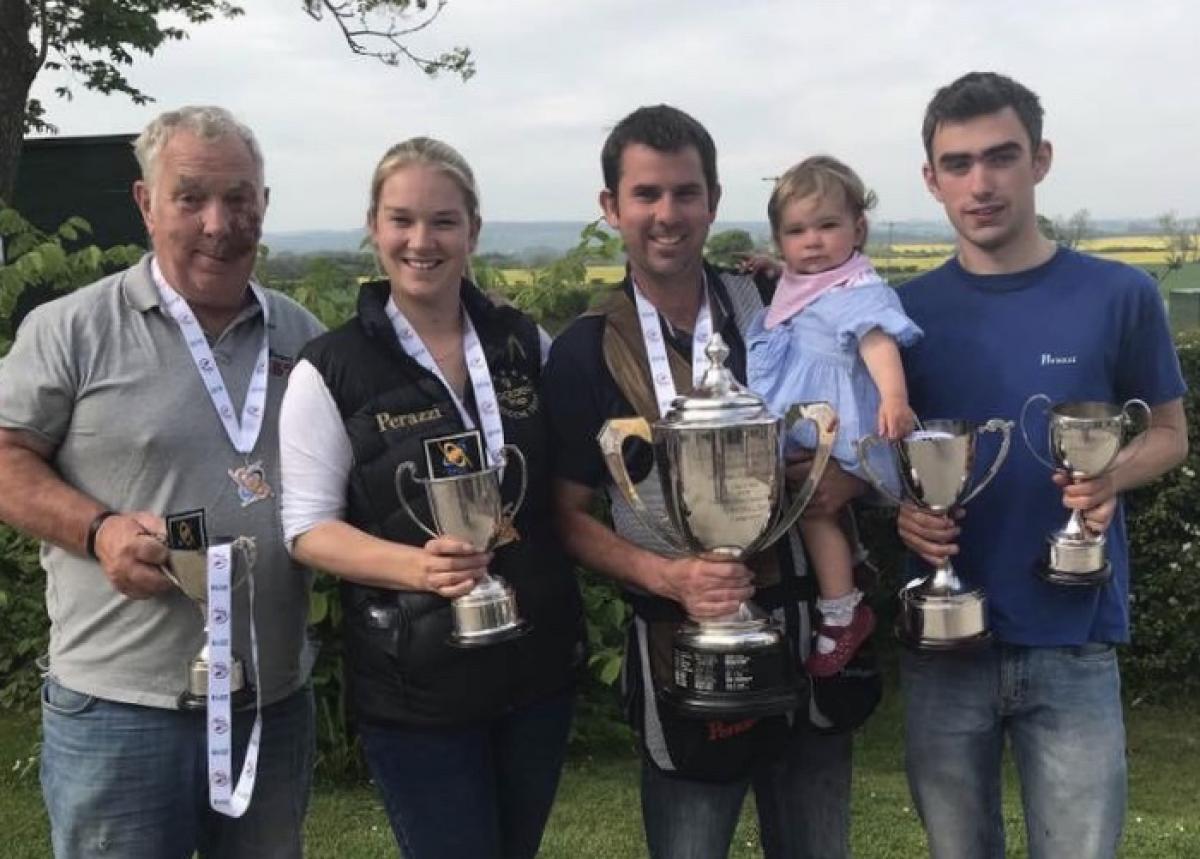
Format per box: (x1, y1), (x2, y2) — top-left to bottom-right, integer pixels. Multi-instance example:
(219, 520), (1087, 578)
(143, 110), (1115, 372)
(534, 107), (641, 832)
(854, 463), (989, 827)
(205, 541), (263, 817)
(632, 277), (713, 418)
(386, 297), (505, 467)
(152, 260), (270, 456)
(152, 263), (267, 816)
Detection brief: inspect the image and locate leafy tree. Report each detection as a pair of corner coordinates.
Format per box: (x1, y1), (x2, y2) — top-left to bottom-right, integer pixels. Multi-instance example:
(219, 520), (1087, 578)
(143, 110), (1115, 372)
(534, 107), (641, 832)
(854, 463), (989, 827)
(1155, 211), (1199, 286)
(1052, 208), (1092, 250)
(0, 0), (473, 204)
(1036, 213), (1060, 243)
(0, 205), (142, 354)
(705, 228), (756, 268)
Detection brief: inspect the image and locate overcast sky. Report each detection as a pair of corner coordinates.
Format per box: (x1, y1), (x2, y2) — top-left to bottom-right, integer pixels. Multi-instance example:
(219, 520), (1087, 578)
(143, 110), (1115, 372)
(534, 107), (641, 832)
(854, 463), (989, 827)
(26, 0), (1200, 232)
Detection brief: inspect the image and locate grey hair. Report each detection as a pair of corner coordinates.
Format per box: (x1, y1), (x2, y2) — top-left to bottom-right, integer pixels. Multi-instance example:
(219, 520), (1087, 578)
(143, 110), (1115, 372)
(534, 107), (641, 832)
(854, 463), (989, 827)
(133, 106), (264, 187)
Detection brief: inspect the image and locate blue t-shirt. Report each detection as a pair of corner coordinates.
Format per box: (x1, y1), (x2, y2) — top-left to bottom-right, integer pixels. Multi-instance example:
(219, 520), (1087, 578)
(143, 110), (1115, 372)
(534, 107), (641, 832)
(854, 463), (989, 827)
(899, 248), (1186, 645)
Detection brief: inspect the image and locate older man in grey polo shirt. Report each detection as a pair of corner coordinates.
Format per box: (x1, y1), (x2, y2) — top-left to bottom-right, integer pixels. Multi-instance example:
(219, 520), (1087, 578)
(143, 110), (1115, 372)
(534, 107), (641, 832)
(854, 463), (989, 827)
(0, 106), (324, 859)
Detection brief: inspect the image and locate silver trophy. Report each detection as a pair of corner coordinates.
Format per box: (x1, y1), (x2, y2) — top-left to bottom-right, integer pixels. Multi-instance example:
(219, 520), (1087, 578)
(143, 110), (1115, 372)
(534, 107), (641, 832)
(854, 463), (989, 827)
(396, 445), (530, 647)
(858, 419), (1011, 650)
(1020, 396), (1149, 586)
(598, 334), (837, 718)
(162, 538), (256, 711)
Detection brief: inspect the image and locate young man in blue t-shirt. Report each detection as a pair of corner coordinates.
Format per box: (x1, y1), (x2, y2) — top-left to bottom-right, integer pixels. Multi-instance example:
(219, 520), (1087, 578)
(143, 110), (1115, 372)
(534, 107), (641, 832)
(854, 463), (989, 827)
(896, 72), (1188, 859)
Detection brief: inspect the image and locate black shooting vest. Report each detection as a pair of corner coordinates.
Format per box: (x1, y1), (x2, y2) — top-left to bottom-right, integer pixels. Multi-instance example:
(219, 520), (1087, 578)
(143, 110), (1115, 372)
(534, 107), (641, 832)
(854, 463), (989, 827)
(301, 281), (584, 726)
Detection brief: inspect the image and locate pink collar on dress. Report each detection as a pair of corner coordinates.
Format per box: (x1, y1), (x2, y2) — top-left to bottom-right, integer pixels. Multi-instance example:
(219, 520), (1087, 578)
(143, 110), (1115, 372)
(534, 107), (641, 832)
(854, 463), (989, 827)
(764, 252), (879, 329)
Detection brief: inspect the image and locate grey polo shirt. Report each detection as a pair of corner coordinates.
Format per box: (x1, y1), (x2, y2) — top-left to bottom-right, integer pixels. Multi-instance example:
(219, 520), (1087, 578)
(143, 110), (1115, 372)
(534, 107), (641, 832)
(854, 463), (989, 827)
(0, 254), (325, 708)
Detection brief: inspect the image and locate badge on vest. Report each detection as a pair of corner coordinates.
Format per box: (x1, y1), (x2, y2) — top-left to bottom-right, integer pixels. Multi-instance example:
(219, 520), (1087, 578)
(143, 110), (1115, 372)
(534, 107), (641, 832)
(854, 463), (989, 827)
(228, 460), (274, 507)
(424, 430), (485, 479)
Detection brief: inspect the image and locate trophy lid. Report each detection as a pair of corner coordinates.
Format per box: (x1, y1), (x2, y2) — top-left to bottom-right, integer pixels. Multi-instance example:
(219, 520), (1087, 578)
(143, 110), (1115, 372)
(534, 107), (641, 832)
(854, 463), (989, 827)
(663, 333), (771, 424)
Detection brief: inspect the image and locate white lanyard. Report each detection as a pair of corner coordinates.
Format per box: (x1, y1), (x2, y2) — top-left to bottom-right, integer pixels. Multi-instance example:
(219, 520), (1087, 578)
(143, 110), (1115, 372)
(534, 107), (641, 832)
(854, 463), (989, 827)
(632, 276), (713, 418)
(386, 296), (505, 467)
(152, 260), (270, 457)
(206, 541), (262, 817)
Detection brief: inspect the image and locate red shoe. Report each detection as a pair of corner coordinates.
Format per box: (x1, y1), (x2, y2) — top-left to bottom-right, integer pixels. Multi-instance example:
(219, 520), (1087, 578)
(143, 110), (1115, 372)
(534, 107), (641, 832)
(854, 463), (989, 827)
(804, 603), (876, 678)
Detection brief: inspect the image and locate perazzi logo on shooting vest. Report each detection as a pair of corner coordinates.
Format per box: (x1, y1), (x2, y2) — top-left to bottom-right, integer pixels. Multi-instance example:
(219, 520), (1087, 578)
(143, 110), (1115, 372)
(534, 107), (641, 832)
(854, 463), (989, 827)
(375, 406), (444, 433)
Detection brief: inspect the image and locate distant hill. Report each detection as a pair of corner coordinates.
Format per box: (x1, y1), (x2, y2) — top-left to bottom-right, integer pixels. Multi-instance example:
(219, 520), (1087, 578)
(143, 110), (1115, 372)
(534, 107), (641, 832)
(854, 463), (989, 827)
(261, 218), (1156, 257)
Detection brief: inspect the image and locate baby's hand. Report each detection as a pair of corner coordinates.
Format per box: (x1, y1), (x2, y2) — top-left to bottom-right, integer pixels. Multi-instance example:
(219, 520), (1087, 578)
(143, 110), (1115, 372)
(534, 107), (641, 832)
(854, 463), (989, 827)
(878, 397), (916, 441)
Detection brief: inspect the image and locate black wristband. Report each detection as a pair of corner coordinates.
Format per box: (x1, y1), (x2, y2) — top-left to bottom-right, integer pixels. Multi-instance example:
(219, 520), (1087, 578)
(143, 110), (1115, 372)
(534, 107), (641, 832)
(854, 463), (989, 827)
(86, 510), (117, 560)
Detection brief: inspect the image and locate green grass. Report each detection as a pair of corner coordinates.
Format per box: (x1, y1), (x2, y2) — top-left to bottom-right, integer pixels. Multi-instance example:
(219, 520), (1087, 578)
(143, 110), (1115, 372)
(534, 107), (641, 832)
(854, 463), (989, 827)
(2, 689), (1197, 857)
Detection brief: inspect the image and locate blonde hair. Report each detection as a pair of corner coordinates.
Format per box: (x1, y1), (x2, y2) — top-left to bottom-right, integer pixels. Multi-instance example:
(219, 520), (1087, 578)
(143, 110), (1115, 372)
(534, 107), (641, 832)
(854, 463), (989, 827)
(366, 136), (481, 227)
(133, 106), (263, 188)
(768, 155), (877, 248)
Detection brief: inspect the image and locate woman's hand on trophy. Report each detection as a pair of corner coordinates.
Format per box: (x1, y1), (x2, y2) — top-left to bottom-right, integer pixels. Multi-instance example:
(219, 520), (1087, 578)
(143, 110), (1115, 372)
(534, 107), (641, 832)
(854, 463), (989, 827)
(1053, 471), (1119, 534)
(659, 557), (754, 619)
(414, 537), (492, 599)
(896, 502), (962, 568)
(95, 510), (173, 599)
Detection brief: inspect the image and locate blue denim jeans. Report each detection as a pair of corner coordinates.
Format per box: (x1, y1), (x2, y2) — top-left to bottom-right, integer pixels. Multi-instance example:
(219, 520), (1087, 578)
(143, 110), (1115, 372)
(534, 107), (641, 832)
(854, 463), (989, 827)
(641, 724), (852, 859)
(358, 692), (573, 859)
(901, 644), (1126, 859)
(40, 678), (315, 859)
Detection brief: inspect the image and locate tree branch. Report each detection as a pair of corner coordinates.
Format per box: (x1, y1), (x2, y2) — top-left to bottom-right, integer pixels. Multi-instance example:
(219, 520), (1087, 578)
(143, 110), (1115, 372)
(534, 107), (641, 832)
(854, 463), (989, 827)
(307, 0), (473, 79)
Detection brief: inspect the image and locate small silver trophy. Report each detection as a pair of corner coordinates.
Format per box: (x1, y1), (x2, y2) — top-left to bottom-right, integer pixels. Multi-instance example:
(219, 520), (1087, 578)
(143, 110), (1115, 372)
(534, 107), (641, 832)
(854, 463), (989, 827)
(161, 538), (256, 711)
(598, 334), (837, 718)
(396, 445), (530, 647)
(1020, 396), (1149, 586)
(858, 419), (1011, 650)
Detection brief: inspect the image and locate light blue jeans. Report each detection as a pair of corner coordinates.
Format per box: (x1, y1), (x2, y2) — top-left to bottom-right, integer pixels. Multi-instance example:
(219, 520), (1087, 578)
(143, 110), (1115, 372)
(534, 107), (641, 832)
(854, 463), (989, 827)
(40, 678), (315, 859)
(641, 725), (852, 859)
(901, 644), (1126, 859)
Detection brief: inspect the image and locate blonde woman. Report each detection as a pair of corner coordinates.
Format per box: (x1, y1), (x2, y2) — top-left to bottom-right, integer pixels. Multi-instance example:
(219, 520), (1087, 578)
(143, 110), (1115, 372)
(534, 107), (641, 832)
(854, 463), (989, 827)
(279, 138), (583, 859)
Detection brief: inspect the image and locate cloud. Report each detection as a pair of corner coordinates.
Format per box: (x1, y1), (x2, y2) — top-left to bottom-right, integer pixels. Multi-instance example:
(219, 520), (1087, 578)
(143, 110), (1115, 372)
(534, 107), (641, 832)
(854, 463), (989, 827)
(26, 0), (1200, 230)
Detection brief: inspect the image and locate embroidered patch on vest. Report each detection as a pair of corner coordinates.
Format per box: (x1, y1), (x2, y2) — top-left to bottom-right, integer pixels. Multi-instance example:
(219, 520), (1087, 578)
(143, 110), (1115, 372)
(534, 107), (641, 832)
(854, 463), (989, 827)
(495, 369), (539, 418)
(375, 406), (444, 433)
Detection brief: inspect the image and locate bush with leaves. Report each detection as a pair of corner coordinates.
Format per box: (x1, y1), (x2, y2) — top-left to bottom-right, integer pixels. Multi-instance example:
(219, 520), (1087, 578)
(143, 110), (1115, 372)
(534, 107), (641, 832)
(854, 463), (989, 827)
(0, 207), (143, 353)
(1123, 329), (1200, 700)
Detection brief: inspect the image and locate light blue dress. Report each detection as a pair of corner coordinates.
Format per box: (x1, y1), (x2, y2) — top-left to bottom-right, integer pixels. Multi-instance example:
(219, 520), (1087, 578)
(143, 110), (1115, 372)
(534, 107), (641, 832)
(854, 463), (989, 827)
(746, 280), (922, 491)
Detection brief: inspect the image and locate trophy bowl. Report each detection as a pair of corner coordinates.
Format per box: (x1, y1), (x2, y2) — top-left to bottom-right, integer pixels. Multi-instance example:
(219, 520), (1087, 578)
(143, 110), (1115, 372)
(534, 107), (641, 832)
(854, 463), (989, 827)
(396, 444), (529, 647)
(1020, 396), (1149, 586)
(598, 334), (837, 718)
(859, 418), (1012, 651)
(162, 542), (255, 711)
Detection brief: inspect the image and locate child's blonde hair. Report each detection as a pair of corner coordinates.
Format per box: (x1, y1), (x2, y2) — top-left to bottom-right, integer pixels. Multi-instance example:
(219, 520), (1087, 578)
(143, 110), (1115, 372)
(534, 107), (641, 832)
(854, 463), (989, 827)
(768, 155), (877, 249)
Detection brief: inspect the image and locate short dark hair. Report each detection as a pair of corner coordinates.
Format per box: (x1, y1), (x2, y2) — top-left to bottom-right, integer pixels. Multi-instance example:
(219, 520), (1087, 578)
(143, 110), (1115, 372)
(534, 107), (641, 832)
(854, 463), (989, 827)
(601, 105), (718, 208)
(922, 72), (1044, 161)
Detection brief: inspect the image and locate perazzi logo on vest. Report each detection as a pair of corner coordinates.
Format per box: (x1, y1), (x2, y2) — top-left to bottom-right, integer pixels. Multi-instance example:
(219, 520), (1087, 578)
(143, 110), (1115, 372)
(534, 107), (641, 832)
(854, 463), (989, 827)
(495, 369), (539, 418)
(376, 407), (444, 433)
(1040, 353), (1078, 366)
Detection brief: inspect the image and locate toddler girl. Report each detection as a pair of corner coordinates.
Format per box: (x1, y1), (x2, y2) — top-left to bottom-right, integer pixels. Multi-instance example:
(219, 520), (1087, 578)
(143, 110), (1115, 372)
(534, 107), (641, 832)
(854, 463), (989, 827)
(747, 155), (922, 677)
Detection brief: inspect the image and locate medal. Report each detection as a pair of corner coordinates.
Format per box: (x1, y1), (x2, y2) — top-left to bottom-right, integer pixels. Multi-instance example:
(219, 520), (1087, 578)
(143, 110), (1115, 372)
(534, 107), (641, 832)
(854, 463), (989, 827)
(152, 260), (271, 505)
(227, 460), (274, 508)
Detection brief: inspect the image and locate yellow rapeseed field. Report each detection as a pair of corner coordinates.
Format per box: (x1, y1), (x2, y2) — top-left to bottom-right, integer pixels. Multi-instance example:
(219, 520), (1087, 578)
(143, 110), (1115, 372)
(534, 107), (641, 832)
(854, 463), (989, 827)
(497, 235), (1199, 284)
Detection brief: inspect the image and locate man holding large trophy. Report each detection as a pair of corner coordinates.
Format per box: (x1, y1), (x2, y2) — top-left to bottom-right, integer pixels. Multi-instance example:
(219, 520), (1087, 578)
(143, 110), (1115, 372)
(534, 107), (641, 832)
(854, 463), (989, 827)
(895, 73), (1189, 859)
(544, 105), (860, 859)
(0, 107), (323, 857)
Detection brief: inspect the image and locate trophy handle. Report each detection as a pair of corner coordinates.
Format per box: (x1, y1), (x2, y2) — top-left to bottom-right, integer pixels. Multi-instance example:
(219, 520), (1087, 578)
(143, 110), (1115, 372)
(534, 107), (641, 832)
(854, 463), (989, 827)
(854, 433), (907, 506)
(755, 401), (838, 550)
(960, 418), (1014, 506)
(596, 417), (687, 550)
(498, 443), (528, 522)
(394, 461), (440, 541)
(1019, 393), (1057, 471)
(1112, 397), (1153, 474)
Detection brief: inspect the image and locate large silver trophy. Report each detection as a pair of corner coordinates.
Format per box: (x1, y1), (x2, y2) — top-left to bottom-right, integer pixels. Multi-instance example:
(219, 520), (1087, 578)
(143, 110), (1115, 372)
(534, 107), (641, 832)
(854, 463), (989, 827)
(858, 420), (1011, 650)
(1020, 396), (1149, 586)
(396, 446), (529, 646)
(162, 539), (256, 711)
(598, 334), (837, 718)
